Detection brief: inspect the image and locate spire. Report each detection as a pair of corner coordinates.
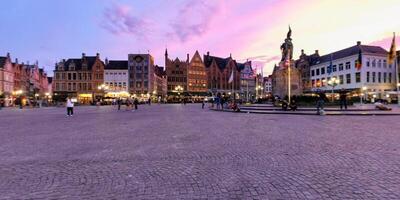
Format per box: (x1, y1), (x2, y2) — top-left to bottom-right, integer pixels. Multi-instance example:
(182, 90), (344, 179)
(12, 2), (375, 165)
(165, 48), (168, 57)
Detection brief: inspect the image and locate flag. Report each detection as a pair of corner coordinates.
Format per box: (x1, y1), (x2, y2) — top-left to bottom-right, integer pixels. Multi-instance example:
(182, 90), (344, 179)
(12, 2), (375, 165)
(228, 70), (234, 83)
(355, 49), (362, 70)
(388, 32), (397, 65)
(327, 54), (333, 74)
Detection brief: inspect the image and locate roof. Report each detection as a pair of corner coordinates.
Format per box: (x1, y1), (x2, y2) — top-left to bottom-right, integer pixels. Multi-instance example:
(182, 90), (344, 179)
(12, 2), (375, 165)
(313, 44), (388, 65)
(60, 56), (100, 71)
(154, 65), (166, 76)
(0, 57), (6, 68)
(203, 55), (242, 71)
(236, 61), (252, 71)
(105, 60), (128, 70)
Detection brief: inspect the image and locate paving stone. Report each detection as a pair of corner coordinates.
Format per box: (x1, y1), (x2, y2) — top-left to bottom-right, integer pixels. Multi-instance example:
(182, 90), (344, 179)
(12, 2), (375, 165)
(0, 104), (400, 199)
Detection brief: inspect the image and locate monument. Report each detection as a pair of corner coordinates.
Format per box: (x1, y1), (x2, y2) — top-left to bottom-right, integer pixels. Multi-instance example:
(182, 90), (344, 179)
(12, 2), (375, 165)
(272, 27), (303, 99)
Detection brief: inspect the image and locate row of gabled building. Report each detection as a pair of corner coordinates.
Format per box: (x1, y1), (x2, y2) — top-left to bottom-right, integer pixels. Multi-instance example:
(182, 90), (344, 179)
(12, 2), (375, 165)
(0, 53), (51, 106)
(52, 50), (264, 104)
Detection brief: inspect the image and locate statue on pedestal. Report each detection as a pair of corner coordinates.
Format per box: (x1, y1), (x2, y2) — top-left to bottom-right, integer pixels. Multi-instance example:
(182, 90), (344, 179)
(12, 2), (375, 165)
(272, 26), (303, 98)
(280, 26), (293, 62)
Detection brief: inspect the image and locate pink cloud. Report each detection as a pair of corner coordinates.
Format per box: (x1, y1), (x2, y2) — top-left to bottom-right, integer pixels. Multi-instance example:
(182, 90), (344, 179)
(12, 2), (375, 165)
(169, 0), (221, 42)
(101, 3), (150, 37)
(369, 35), (400, 50)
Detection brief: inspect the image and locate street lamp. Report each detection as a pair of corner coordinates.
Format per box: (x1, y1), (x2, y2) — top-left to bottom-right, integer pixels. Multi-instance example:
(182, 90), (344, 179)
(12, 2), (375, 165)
(175, 85), (183, 96)
(324, 77), (340, 101)
(97, 84), (109, 102)
(98, 84), (109, 91)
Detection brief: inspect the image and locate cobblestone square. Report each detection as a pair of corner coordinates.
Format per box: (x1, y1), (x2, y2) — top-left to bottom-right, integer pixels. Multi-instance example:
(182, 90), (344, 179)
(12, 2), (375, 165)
(1, 104), (400, 199)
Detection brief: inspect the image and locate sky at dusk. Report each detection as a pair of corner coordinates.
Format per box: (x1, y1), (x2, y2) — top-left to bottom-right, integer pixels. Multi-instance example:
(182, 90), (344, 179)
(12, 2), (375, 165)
(1, 0), (400, 76)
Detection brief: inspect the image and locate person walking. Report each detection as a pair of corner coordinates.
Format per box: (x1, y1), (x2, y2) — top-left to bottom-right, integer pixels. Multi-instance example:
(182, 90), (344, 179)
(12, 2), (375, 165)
(202, 99), (205, 109)
(134, 98), (139, 111)
(316, 91), (328, 115)
(126, 98), (132, 111)
(339, 89), (348, 110)
(220, 96), (225, 110)
(117, 98), (122, 110)
(66, 97), (74, 116)
(148, 97), (151, 106)
(216, 93), (221, 110)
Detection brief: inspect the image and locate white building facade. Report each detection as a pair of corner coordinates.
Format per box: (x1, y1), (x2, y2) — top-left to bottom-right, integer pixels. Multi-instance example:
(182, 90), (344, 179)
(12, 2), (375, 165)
(104, 60), (129, 97)
(310, 42), (396, 99)
(239, 61), (255, 101)
(264, 76), (272, 94)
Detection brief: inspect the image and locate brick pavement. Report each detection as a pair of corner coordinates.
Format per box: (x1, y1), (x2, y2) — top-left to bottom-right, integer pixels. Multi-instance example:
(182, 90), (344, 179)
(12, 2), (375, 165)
(0, 104), (400, 199)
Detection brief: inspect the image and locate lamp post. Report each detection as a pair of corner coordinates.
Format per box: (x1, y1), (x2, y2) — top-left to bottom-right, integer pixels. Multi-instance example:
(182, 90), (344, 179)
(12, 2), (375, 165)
(175, 85), (183, 96)
(324, 77), (340, 101)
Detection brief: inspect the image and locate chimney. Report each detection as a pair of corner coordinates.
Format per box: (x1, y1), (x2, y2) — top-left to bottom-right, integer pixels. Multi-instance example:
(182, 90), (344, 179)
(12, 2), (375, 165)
(187, 53), (190, 62)
(301, 49), (304, 55)
(105, 58), (109, 65)
(62, 59), (66, 63)
(82, 53), (86, 58)
(15, 58), (18, 64)
(357, 41), (361, 46)
(6, 52), (10, 59)
(229, 53), (232, 58)
(96, 52), (100, 58)
(207, 51), (210, 56)
(315, 50), (319, 55)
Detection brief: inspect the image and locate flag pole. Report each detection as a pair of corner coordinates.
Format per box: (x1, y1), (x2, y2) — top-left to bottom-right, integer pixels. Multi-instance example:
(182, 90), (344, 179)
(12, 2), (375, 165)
(288, 55), (291, 103)
(396, 53), (399, 106)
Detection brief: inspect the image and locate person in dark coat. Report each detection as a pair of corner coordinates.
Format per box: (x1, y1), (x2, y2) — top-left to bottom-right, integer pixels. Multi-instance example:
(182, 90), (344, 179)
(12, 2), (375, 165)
(316, 91), (328, 115)
(339, 89), (348, 110)
(134, 98), (139, 110)
(289, 99), (297, 111)
(117, 98), (122, 110)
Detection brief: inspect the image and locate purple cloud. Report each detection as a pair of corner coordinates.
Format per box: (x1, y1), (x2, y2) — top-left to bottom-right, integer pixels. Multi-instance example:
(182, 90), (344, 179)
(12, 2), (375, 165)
(169, 0), (220, 42)
(245, 55), (280, 63)
(101, 3), (150, 37)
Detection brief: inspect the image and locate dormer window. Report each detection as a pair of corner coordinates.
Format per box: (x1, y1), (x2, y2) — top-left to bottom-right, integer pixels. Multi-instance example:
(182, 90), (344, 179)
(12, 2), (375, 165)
(69, 64), (75, 71)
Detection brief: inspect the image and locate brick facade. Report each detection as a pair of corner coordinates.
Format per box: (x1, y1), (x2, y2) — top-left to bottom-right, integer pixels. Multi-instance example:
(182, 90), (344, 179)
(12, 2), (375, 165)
(53, 53), (104, 103)
(203, 52), (241, 95)
(188, 51), (208, 95)
(165, 49), (188, 96)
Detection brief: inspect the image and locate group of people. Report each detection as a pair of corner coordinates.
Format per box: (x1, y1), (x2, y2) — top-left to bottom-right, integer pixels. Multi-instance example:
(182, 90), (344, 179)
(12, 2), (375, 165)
(65, 97), (143, 116)
(116, 98), (139, 111)
(209, 93), (240, 112)
(316, 89), (349, 115)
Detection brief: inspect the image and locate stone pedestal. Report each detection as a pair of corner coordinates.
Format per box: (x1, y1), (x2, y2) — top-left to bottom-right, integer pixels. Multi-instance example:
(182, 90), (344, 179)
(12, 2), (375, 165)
(272, 61), (302, 98)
